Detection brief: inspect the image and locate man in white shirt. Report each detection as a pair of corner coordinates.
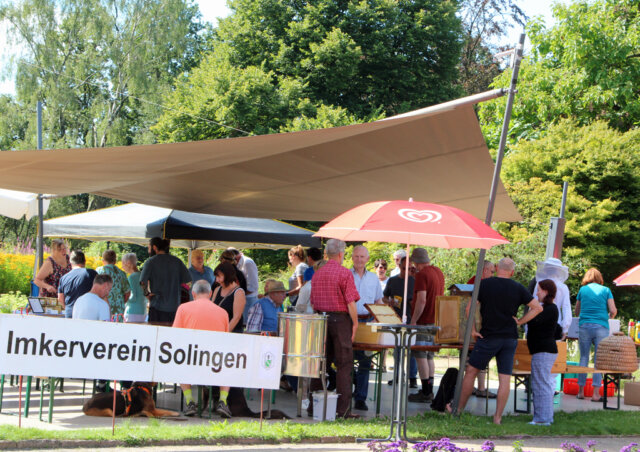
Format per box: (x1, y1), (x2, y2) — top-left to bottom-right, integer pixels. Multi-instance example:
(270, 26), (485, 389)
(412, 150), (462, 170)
(350, 245), (383, 411)
(228, 248), (260, 323)
(72, 273), (113, 393)
(72, 274), (113, 321)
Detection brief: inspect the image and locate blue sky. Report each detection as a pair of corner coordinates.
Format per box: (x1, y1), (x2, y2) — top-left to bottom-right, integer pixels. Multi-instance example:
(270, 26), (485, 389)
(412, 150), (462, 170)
(0, 0), (567, 95)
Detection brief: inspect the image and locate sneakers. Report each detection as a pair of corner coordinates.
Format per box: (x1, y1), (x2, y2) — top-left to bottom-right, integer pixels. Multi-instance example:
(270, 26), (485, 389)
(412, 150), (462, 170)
(408, 391), (433, 403)
(184, 401), (197, 417)
(215, 400), (232, 418)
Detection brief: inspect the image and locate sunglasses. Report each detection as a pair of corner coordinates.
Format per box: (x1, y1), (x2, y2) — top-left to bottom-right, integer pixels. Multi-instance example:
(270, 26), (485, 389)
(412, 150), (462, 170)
(375, 264), (388, 269)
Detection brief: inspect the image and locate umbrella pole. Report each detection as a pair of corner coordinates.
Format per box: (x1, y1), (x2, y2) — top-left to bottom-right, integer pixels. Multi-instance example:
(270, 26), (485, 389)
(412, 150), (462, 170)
(401, 243), (411, 324)
(35, 101), (44, 278)
(451, 32), (525, 416)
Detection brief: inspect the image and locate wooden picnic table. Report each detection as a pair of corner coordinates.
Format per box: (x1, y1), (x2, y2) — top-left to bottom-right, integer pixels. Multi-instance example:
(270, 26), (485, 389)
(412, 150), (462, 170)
(512, 365), (627, 413)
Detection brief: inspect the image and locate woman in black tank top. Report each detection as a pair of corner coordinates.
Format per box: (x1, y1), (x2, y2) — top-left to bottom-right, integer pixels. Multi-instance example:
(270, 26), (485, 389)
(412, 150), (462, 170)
(212, 262), (246, 333)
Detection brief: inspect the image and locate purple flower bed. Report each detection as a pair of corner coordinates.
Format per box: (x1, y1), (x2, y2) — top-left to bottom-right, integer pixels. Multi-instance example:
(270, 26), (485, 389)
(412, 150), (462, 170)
(367, 439), (639, 452)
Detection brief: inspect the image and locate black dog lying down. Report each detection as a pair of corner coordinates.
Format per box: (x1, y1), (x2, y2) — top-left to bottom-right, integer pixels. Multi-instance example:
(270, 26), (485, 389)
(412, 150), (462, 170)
(210, 387), (291, 419)
(83, 383), (290, 419)
(83, 382), (178, 418)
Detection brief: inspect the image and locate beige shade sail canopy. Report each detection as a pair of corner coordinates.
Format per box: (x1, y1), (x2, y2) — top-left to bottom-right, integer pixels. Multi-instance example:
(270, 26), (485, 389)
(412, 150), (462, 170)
(0, 89), (520, 222)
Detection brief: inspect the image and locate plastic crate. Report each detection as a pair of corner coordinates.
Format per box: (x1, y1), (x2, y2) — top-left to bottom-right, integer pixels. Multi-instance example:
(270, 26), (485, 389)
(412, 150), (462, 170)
(562, 377), (615, 396)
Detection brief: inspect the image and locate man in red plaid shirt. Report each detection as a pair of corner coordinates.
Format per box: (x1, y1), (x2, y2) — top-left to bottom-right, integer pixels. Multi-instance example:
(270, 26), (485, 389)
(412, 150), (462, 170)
(309, 239), (360, 418)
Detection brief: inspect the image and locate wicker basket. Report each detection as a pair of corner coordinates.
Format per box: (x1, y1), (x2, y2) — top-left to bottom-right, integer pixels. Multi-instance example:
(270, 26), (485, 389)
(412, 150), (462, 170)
(595, 333), (639, 372)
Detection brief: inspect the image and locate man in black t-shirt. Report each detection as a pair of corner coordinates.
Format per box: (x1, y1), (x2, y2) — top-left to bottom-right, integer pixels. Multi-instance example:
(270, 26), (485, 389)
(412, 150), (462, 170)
(451, 257), (542, 425)
(383, 257), (418, 387)
(140, 237), (191, 326)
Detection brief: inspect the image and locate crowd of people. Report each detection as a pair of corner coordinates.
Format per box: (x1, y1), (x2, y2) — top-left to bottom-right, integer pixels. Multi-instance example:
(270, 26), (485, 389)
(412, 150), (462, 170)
(31, 237), (618, 423)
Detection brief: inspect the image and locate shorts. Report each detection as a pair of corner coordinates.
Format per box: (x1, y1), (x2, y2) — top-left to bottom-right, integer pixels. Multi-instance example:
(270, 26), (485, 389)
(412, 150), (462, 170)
(468, 337), (518, 375)
(148, 306), (176, 326)
(412, 330), (435, 359)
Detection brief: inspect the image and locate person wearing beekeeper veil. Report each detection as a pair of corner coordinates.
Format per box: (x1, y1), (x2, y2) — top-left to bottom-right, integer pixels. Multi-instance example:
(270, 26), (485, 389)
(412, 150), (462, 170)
(532, 258), (572, 339)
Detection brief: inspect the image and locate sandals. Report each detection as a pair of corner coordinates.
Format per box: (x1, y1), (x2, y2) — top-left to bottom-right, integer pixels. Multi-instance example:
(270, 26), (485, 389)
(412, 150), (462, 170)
(576, 394), (584, 399)
(591, 397), (603, 402)
(473, 388), (497, 399)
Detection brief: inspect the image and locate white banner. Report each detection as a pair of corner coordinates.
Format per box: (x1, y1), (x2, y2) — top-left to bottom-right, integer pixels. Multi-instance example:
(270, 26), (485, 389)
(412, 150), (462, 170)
(0, 315), (283, 390)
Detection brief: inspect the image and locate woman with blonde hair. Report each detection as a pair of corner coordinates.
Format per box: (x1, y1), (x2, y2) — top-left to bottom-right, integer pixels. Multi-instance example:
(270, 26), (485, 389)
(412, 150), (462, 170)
(287, 245), (308, 306)
(575, 268), (617, 401)
(122, 253), (147, 323)
(34, 239), (71, 297)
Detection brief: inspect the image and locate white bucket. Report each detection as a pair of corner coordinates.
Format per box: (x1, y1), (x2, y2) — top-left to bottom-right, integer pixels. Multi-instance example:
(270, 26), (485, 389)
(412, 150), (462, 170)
(311, 391), (339, 421)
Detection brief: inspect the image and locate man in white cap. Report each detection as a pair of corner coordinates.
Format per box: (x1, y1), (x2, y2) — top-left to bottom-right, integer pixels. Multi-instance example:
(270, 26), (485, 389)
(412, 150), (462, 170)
(532, 257), (572, 338)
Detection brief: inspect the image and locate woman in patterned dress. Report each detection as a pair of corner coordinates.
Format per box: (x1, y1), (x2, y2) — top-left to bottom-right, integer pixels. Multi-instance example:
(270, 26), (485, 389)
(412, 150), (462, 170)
(34, 239), (71, 297)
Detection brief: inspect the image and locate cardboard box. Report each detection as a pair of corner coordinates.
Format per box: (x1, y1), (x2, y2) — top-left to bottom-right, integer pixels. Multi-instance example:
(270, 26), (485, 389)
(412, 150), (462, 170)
(354, 323), (394, 346)
(354, 323), (416, 347)
(513, 339), (567, 373)
(624, 381), (640, 406)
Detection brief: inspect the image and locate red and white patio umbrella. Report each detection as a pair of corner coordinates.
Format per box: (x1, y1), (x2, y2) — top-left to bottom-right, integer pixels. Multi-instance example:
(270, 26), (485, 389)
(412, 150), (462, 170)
(614, 264), (640, 286)
(314, 199), (509, 322)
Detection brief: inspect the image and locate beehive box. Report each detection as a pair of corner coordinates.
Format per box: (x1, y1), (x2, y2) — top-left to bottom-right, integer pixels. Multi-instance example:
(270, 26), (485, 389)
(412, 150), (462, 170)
(512, 339), (567, 373)
(435, 294), (481, 344)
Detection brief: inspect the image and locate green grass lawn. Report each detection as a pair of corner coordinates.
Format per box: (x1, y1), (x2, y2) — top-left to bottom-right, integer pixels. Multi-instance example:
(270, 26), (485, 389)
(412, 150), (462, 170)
(1, 410), (639, 445)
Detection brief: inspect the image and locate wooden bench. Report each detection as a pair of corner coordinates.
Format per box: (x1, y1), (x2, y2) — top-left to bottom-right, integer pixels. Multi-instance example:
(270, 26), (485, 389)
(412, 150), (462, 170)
(512, 365), (627, 413)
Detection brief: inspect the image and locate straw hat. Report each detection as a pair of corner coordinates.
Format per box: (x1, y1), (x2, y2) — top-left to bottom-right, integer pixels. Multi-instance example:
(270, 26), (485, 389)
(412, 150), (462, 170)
(265, 280), (287, 294)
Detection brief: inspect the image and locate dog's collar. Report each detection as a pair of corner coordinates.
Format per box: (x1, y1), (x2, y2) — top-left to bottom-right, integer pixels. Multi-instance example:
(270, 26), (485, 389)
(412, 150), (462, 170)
(122, 387), (134, 415)
(121, 385), (151, 416)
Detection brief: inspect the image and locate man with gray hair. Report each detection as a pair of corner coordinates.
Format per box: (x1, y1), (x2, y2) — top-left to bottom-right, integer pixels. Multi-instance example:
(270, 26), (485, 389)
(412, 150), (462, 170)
(227, 247), (259, 324)
(351, 244), (383, 411)
(389, 249), (407, 277)
(173, 280), (232, 418)
(451, 257), (542, 424)
(309, 239), (360, 418)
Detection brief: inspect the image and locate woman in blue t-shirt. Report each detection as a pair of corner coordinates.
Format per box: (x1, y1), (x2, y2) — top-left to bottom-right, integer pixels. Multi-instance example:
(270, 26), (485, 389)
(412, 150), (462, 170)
(575, 268), (617, 401)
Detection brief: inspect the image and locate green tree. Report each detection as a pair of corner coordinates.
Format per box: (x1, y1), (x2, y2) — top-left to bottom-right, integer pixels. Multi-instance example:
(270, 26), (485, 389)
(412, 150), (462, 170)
(479, 0), (640, 148)
(457, 0), (527, 95)
(0, 0), (208, 150)
(155, 0), (464, 140)
(499, 120), (640, 318)
(152, 49), (368, 141)
(217, 0), (463, 117)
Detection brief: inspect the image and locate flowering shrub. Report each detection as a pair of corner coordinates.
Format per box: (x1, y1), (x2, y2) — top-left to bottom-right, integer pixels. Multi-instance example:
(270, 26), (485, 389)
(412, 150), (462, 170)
(367, 438), (635, 452)
(0, 251), (102, 294)
(0, 291), (29, 313)
(0, 253), (34, 294)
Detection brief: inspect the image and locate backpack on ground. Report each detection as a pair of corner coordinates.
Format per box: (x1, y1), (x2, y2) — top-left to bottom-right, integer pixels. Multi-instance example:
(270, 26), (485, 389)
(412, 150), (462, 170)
(430, 367), (458, 412)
